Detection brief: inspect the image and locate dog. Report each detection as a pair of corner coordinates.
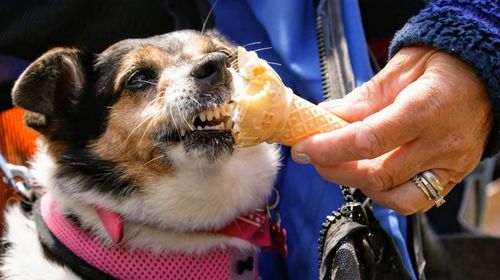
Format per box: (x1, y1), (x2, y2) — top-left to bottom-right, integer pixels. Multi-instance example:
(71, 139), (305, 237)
(0, 30), (281, 279)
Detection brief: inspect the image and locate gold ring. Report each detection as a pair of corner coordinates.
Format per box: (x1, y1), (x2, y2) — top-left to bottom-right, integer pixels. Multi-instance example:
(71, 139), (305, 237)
(420, 171), (444, 194)
(412, 176), (431, 200)
(413, 173), (446, 207)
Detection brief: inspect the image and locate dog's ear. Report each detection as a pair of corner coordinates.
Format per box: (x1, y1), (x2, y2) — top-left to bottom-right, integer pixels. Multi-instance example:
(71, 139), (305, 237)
(12, 48), (89, 136)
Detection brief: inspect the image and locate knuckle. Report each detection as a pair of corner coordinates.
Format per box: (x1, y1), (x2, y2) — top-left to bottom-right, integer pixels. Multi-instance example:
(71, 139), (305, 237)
(387, 52), (410, 71)
(361, 78), (384, 99)
(420, 79), (446, 110)
(352, 122), (385, 159)
(424, 78), (444, 97)
(366, 166), (394, 191)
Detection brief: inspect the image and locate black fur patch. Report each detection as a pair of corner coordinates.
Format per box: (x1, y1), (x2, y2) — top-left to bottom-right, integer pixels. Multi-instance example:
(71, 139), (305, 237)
(182, 131), (235, 163)
(56, 148), (136, 197)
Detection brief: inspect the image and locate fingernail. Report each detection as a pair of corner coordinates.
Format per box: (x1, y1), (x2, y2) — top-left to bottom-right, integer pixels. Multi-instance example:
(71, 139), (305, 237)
(292, 149), (311, 164)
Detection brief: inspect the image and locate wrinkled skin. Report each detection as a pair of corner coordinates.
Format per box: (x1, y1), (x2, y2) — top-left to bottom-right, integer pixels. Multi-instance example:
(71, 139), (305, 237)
(292, 46), (493, 215)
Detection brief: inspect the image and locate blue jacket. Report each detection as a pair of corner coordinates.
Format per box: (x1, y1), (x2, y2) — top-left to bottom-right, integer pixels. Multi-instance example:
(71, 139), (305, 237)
(208, 0), (414, 279)
(0, 0), (497, 279)
(208, 0), (499, 279)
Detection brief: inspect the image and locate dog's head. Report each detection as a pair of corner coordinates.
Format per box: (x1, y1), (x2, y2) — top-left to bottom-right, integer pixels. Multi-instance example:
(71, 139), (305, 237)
(13, 30), (280, 231)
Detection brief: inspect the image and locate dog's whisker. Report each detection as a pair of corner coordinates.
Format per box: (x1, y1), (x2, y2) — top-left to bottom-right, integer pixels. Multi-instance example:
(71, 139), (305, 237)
(143, 96), (167, 111)
(141, 80), (159, 86)
(176, 103), (194, 131)
(139, 111), (163, 146)
(172, 105), (185, 143)
(126, 116), (152, 143)
(242, 41), (262, 48)
(189, 96), (202, 107)
(199, 93), (218, 103)
(267, 62), (282, 66)
(168, 103), (182, 141)
(134, 101), (164, 147)
(144, 155), (165, 166)
(201, 0), (218, 34)
(252, 46), (273, 53)
(126, 97), (164, 143)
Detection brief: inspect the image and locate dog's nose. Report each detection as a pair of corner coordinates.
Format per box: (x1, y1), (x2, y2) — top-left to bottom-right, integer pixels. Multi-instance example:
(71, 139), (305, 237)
(191, 53), (229, 86)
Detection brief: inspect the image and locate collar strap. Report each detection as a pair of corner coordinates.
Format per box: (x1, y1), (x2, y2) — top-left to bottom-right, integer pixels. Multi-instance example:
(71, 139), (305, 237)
(94, 197), (278, 250)
(40, 193), (260, 280)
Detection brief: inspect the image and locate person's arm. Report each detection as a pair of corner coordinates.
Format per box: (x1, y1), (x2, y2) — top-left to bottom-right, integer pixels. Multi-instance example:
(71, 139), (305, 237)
(291, 0), (499, 214)
(390, 0), (500, 157)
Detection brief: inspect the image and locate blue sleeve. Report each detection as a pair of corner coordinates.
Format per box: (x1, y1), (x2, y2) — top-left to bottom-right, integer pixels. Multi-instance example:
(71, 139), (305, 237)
(390, 0), (500, 157)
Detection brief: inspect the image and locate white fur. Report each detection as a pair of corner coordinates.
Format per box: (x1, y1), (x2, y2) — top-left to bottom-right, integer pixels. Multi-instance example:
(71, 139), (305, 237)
(1, 138), (279, 278)
(1, 205), (79, 279)
(26, 140), (280, 254)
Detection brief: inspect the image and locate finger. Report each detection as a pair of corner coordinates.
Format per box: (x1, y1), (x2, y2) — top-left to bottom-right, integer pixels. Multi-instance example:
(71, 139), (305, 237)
(294, 69), (459, 166)
(293, 84), (429, 166)
(363, 181), (432, 216)
(319, 47), (436, 122)
(309, 135), (465, 192)
(363, 170), (453, 215)
(310, 144), (426, 191)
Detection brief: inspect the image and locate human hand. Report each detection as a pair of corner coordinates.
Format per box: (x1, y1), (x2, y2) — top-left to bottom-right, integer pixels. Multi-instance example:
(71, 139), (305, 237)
(291, 46), (493, 215)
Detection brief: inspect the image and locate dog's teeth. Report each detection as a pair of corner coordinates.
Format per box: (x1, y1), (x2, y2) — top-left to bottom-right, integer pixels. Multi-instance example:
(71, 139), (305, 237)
(207, 111), (214, 121)
(220, 122), (226, 130)
(214, 107), (221, 119)
(199, 112), (207, 122)
(180, 129), (187, 137)
(197, 126), (203, 130)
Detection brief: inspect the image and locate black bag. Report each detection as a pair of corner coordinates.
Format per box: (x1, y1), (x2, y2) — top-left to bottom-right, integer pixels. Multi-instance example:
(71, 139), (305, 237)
(318, 186), (413, 280)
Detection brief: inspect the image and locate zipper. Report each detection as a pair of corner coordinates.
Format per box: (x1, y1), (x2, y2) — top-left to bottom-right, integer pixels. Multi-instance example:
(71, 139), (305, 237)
(314, 0), (355, 100)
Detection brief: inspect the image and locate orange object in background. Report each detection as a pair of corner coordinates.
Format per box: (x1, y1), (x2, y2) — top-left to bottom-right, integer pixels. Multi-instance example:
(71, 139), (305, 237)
(0, 107), (38, 232)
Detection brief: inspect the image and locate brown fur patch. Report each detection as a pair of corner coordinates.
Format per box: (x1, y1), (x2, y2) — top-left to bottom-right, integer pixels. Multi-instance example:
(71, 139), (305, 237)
(114, 45), (171, 92)
(89, 92), (174, 187)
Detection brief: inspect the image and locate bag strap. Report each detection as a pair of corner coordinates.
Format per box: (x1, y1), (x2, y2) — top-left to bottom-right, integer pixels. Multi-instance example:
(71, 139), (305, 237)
(318, 186), (414, 280)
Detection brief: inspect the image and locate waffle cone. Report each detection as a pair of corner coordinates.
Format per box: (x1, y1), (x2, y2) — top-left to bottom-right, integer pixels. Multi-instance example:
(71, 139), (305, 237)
(232, 47), (348, 147)
(269, 91), (349, 146)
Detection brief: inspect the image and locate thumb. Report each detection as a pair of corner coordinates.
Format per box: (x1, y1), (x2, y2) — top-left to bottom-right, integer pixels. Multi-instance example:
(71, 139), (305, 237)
(319, 47), (434, 122)
(318, 81), (395, 123)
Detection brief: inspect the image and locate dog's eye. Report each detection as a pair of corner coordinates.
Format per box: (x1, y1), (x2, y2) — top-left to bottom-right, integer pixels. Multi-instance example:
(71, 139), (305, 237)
(125, 70), (155, 91)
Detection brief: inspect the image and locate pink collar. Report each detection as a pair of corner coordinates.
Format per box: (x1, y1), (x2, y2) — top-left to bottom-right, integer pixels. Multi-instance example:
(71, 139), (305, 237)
(94, 201), (274, 248)
(40, 193), (275, 280)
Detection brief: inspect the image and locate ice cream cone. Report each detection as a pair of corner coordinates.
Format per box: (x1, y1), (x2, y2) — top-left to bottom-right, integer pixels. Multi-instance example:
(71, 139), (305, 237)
(231, 47), (349, 147)
(269, 91), (349, 146)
